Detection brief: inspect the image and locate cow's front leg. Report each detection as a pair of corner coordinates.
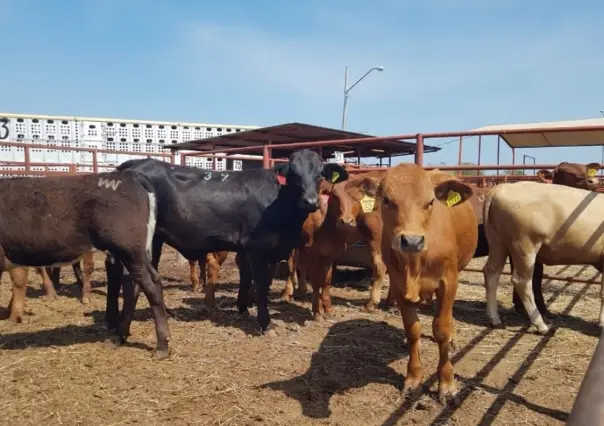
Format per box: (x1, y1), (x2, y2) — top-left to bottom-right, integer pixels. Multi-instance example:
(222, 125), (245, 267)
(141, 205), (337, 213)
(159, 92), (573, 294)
(249, 254), (277, 337)
(433, 271), (460, 406)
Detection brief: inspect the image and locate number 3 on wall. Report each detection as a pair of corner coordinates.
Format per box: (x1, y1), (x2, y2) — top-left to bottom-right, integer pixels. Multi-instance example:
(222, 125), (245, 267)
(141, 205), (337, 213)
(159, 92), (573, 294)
(0, 118), (9, 140)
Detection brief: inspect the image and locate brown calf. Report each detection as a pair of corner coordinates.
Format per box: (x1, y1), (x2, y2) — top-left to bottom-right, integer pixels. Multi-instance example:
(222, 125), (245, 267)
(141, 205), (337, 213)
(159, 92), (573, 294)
(348, 164), (477, 405)
(282, 172), (388, 320)
(188, 251), (230, 307)
(35, 250), (95, 303)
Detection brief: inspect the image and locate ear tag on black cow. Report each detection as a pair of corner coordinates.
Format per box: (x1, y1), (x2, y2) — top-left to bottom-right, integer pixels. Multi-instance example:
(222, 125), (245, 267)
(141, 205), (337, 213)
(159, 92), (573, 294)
(446, 190), (462, 207)
(588, 168), (598, 177)
(360, 195), (375, 213)
(277, 175), (287, 185)
(331, 171), (340, 183)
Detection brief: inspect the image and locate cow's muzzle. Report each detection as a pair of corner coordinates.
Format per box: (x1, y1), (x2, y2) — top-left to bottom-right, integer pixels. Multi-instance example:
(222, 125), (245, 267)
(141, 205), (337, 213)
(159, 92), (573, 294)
(393, 234), (425, 253)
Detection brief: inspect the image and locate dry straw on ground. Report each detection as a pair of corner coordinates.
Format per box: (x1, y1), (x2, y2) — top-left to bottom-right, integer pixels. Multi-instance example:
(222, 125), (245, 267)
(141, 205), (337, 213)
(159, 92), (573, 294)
(0, 248), (599, 425)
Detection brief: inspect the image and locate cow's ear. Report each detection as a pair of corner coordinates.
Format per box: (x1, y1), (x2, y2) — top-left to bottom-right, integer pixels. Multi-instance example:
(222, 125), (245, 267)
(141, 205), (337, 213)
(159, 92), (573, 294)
(537, 169), (553, 183)
(272, 163), (290, 176)
(344, 176), (381, 199)
(434, 180), (474, 207)
(586, 163), (601, 177)
(323, 164), (349, 183)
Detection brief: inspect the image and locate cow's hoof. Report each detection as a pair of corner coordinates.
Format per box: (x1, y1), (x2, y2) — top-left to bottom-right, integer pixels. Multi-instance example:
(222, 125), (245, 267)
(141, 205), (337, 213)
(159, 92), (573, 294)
(280, 292), (292, 302)
(153, 348), (170, 360)
(536, 325), (550, 335)
(262, 325), (278, 338)
(7, 314), (23, 324)
(362, 303), (377, 313)
(313, 313), (324, 322)
(81, 296), (91, 305)
(491, 321), (505, 330)
(438, 385), (460, 407)
(104, 336), (122, 349)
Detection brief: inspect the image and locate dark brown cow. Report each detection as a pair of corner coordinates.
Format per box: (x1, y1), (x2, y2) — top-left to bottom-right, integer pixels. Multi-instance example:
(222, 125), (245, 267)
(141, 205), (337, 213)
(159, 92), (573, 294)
(282, 171), (388, 320)
(347, 165), (478, 405)
(0, 171), (170, 359)
(35, 250), (95, 303)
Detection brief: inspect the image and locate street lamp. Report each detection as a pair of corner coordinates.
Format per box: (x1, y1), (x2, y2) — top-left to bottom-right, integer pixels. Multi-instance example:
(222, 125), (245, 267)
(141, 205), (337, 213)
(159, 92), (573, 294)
(341, 65), (385, 130)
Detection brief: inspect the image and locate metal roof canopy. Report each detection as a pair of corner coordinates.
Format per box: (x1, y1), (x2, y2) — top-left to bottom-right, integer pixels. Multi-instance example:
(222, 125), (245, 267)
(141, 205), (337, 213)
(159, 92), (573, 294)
(472, 118), (604, 148)
(170, 122), (440, 159)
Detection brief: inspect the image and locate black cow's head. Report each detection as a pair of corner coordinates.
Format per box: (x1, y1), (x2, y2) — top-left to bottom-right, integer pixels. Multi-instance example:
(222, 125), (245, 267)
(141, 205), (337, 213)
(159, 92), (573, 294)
(273, 149), (349, 212)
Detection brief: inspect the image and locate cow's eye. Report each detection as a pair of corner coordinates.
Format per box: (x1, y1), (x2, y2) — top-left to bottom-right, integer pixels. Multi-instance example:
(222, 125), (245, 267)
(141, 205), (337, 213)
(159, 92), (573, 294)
(426, 199), (435, 209)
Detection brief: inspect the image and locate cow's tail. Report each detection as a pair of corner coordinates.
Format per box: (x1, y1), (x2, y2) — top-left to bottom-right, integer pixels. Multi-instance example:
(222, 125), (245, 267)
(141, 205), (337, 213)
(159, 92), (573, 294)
(481, 185), (509, 262)
(126, 170), (157, 261)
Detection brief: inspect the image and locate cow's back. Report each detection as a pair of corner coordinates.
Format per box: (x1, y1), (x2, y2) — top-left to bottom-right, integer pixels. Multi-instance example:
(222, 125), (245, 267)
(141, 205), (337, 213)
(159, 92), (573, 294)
(487, 181), (604, 265)
(0, 171), (151, 266)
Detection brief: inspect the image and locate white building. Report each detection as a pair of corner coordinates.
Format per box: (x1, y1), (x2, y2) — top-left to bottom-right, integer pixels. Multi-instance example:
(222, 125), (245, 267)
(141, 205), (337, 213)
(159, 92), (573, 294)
(0, 112), (259, 174)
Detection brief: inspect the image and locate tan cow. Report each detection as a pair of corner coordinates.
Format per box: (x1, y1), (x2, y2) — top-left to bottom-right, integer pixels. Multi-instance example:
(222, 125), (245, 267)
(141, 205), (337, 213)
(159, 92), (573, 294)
(483, 180), (604, 334)
(347, 164), (477, 405)
(282, 172), (388, 320)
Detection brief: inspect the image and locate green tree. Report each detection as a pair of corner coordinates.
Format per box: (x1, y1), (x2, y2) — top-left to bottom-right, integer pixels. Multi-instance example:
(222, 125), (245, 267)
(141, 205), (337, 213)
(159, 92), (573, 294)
(502, 169), (525, 176)
(458, 161), (485, 176)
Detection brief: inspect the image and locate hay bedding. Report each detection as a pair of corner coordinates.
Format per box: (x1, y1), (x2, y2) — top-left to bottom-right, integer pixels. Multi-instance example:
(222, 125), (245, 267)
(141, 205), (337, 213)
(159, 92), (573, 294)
(0, 248), (598, 425)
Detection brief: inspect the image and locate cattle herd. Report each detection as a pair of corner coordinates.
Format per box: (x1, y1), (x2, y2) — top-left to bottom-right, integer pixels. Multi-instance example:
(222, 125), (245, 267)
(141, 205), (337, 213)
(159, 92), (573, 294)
(0, 150), (601, 409)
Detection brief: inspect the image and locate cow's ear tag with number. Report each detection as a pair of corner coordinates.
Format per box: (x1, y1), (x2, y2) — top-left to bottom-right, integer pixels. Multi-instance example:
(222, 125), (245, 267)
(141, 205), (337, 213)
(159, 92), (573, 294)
(331, 171), (340, 183)
(446, 190), (462, 207)
(277, 175), (287, 185)
(360, 195), (375, 213)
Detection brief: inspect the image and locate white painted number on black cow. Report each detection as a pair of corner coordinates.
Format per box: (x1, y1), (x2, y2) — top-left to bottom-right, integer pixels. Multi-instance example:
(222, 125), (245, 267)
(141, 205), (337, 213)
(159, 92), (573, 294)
(202, 172), (229, 182)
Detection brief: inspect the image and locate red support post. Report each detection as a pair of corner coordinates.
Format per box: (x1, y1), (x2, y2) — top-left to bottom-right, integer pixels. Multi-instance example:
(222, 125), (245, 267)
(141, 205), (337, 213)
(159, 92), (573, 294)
(414, 134), (424, 166)
(92, 150), (98, 173)
(457, 136), (463, 175)
(24, 145), (30, 172)
(262, 145), (270, 169)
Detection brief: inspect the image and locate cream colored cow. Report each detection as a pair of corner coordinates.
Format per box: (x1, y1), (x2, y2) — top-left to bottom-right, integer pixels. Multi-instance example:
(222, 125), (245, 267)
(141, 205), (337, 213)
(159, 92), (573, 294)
(482, 181), (604, 334)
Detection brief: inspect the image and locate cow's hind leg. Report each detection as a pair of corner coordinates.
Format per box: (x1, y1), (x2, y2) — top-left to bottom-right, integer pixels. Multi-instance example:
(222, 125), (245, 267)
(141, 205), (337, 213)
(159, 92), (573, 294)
(37, 267), (58, 300)
(483, 238), (508, 329)
(281, 249), (298, 301)
(104, 254), (125, 330)
(509, 244), (549, 335)
(79, 251), (95, 305)
(512, 260), (551, 318)
(7, 268), (29, 323)
(116, 255), (171, 358)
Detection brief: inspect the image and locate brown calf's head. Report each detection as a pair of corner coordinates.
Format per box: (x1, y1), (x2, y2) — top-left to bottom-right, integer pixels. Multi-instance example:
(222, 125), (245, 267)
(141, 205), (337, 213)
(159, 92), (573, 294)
(537, 162), (600, 191)
(346, 164), (474, 253)
(319, 177), (370, 229)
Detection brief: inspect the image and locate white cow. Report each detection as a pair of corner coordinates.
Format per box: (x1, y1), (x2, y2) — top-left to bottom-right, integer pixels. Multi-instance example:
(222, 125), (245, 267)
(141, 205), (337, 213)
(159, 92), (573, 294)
(482, 181), (604, 334)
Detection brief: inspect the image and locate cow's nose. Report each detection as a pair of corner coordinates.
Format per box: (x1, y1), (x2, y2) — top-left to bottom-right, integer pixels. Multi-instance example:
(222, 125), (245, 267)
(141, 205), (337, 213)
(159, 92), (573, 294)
(338, 217), (356, 227)
(400, 235), (425, 252)
(302, 197), (319, 211)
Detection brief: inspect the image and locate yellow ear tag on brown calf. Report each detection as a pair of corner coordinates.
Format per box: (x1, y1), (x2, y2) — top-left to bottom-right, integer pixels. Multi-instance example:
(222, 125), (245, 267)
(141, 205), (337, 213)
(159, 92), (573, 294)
(331, 171), (340, 183)
(446, 190), (462, 207)
(588, 168), (598, 177)
(360, 195), (375, 213)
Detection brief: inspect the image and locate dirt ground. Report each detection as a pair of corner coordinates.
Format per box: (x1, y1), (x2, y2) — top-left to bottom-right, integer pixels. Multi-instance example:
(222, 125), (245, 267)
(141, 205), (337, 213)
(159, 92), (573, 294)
(0, 247), (600, 426)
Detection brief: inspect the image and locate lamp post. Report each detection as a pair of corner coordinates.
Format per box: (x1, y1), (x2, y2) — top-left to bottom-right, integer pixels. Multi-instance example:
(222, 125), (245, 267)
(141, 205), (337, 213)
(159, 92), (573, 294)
(341, 65), (384, 131)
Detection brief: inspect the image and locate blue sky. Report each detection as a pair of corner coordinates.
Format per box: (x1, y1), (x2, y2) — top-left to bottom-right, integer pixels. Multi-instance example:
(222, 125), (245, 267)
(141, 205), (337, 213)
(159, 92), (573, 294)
(1, 0), (603, 167)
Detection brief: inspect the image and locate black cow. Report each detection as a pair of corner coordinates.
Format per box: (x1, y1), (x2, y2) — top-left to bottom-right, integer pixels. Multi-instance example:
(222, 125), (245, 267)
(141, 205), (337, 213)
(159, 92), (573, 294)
(0, 171), (170, 358)
(106, 149), (348, 336)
